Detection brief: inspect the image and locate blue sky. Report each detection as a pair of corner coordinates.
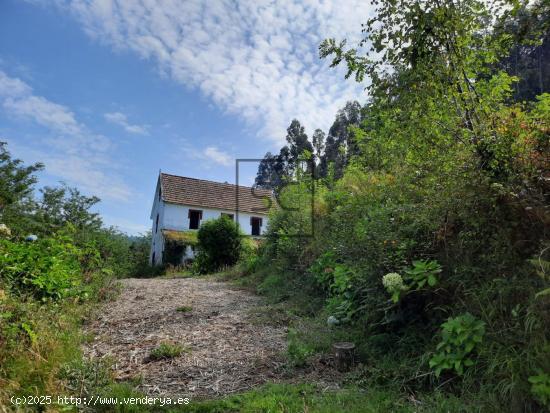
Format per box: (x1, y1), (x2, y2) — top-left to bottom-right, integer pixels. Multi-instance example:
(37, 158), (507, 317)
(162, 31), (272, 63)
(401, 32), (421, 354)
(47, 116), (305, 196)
(0, 0), (368, 234)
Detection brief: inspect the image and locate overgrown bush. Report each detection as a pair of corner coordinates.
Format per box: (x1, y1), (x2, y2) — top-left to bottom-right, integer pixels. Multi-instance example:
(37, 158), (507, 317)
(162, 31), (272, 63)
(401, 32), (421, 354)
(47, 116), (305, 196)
(429, 313), (486, 377)
(193, 216), (243, 274)
(0, 141), (145, 408)
(247, 1), (550, 409)
(0, 233), (83, 300)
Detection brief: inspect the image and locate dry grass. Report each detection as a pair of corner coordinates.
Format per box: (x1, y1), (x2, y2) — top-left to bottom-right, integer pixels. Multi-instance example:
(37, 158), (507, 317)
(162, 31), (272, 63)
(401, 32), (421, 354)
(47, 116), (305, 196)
(84, 278), (295, 397)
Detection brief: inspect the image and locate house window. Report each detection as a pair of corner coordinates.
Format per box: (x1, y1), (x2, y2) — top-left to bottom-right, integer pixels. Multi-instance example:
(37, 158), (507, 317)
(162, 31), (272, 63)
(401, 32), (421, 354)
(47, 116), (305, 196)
(188, 209), (203, 230)
(155, 213), (159, 233)
(250, 217), (262, 236)
(221, 213), (234, 221)
(158, 186), (162, 202)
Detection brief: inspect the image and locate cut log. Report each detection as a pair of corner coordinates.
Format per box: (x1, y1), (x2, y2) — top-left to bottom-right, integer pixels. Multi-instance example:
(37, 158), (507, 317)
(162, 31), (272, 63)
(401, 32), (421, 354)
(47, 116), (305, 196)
(333, 341), (355, 372)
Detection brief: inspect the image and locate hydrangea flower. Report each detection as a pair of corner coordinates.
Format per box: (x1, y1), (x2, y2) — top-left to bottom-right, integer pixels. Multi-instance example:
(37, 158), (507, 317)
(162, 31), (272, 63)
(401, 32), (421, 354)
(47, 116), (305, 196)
(0, 224), (11, 237)
(383, 272), (404, 290)
(382, 272), (407, 302)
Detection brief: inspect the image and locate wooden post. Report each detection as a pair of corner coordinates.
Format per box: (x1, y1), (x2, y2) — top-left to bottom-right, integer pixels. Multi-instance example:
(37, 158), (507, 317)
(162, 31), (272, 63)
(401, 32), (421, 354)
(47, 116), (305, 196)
(333, 342), (355, 372)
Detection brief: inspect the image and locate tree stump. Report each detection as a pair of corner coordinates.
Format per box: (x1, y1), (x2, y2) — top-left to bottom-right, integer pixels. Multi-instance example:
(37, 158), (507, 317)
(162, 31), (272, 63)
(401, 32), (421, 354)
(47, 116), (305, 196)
(333, 342), (355, 372)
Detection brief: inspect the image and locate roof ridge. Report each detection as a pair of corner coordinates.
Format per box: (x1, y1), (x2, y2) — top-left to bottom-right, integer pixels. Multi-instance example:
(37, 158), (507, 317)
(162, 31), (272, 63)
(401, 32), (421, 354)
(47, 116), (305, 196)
(158, 172), (274, 214)
(160, 172), (272, 192)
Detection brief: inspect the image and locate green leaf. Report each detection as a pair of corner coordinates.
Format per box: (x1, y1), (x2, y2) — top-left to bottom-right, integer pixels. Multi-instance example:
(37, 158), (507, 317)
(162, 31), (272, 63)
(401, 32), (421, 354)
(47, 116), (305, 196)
(535, 288), (550, 299)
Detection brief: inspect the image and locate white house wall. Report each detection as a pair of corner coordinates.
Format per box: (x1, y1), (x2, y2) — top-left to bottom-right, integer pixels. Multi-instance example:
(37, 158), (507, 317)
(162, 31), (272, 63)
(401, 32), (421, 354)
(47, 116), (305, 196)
(163, 203), (268, 235)
(150, 193), (269, 265)
(150, 181), (166, 265)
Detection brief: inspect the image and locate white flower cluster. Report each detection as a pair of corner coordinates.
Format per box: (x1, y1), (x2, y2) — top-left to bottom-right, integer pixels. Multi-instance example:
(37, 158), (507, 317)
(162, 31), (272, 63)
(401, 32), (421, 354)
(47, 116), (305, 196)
(0, 224), (11, 237)
(382, 272), (405, 292)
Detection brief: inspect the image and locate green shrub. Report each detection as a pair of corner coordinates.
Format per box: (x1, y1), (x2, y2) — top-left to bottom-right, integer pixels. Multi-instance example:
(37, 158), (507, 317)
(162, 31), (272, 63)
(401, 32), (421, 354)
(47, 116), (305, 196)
(528, 371), (550, 408)
(0, 287), (87, 405)
(429, 313), (486, 377)
(404, 260), (442, 289)
(308, 251), (337, 290)
(287, 329), (315, 367)
(194, 216), (242, 274)
(237, 239), (264, 276)
(0, 234), (83, 300)
(257, 273), (289, 300)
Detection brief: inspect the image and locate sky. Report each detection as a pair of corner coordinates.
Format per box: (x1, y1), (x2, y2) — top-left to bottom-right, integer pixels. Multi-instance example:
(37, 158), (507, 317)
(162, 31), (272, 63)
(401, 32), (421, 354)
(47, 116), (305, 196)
(0, 0), (370, 235)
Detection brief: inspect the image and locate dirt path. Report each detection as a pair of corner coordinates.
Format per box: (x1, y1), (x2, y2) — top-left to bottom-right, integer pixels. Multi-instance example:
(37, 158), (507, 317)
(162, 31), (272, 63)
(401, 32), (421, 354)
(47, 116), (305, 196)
(84, 277), (290, 398)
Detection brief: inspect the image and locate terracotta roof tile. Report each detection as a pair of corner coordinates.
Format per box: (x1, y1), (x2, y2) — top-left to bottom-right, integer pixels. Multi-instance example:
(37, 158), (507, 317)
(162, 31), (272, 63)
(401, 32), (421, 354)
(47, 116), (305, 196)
(160, 173), (273, 215)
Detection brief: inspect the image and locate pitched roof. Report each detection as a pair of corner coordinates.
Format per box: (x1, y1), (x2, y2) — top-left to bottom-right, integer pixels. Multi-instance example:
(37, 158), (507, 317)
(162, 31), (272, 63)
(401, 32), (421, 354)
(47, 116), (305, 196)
(159, 173), (273, 215)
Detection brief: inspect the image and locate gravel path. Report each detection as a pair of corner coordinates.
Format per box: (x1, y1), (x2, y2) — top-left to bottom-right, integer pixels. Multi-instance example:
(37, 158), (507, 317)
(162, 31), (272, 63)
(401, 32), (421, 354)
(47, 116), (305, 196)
(84, 277), (289, 398)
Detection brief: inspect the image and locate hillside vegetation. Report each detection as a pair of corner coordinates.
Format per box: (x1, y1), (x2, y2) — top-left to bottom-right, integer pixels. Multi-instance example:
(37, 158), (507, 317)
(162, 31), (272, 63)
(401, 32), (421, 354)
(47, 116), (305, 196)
(0, 142), (153, 410)
(0, 0), (548, 412)
(246, 0), (550, 411)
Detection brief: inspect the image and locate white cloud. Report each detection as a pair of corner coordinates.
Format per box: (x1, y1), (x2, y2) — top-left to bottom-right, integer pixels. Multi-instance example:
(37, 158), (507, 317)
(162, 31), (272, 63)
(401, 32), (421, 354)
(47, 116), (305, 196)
(0, 70), (32, 96)
(172, 140), (233, 168)
(203, 146), (232, 167)
(0, 71), (83, 136)
(4, 96), (83, 136)
(104, 111), (148, 135)
(47, 0), (373, 145)
(0, 70), (132, 202)
(44, 155), (132, 201)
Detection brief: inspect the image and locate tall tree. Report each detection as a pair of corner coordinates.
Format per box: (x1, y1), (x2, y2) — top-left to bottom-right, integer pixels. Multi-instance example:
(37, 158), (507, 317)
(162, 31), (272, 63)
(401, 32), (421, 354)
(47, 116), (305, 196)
(286, 119), (313, 166)
(311, 128), (326, 165)
(496, 0), (550, 102)
(255, 152), (279, 189)
(0, 142), (43, 213)
(255, 146), (293, 190)
(256, 120), (315, 189)
(320, 0), (520, 175)
(319, 101), (362, 178)
(0, 141), (43, 229)
(37, 184), (102, 232)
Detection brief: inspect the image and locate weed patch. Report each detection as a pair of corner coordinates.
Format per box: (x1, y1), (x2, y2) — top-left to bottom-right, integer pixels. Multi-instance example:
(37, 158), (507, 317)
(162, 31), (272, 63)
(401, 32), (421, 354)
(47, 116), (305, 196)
(148, 342), (187, 361)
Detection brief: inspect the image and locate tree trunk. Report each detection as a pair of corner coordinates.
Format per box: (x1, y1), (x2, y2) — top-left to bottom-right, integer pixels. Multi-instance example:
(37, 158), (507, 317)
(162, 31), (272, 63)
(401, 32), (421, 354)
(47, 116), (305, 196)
(333, 342), (355, 372)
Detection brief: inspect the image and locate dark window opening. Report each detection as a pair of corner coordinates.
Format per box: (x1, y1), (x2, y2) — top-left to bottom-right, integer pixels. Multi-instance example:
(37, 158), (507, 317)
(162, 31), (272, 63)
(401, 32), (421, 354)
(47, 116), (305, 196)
(251, 217), (262, 236)
(221, 213), (234, 221)
(158, 186), (162, 202)
(188, 209), (203, 230)
(155, 213), (159, 233)
(152, 251), (156, 264)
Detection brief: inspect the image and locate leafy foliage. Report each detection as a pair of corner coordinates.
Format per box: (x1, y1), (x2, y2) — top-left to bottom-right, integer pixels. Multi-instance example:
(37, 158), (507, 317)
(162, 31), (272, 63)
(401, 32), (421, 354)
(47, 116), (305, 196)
(287, 329), (315, 367)
(405, 260), (442, 289)
(429, 313), (486, 377)
(247, 0), (550, 409)
(496, 1), (550, 102)
(0, 141), (43, 229)
(0, 142), (43, 209)
(0, 141), (156, 407)
(0, 234), (82, 300)
(528, 371), (550, 408)
(194, 216), (243, 274)
(35, 184), (102, 232)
